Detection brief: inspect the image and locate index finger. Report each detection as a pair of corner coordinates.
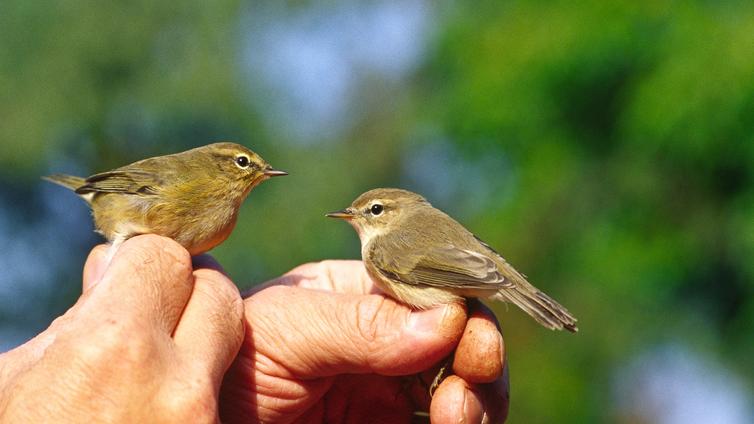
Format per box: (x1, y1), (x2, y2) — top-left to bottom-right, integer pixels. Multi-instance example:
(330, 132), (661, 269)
(173, 263), (244, 383)
(454, 300), (505, 383)
(430, 372), (509, 424)
(246, 260), (376, 297)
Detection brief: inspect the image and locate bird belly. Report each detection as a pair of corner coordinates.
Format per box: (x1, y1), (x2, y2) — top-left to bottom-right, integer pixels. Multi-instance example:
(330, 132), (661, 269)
(180, 217), (237, 256)
(153, 203), (239, 255)
(91, 195), (152, 242)
(363, 261), (465, 309)
(91, 193), (238, 255)
(384, 281), (465, 309)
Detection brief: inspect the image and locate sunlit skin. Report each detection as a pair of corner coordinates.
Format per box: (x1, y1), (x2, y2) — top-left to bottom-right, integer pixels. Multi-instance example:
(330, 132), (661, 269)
(223, 259), (509, 423)
(0, 236), (508, 423)
(44, 142), (286, 256)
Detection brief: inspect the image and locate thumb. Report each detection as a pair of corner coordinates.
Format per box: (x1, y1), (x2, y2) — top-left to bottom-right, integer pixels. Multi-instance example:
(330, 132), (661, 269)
(245, 285), (467, 377)
(82, 245), (109, 292)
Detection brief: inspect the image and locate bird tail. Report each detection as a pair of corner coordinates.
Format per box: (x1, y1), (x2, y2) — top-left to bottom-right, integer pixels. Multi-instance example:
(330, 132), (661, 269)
(43, 174), (86, 191)
(493, 276), (578, 333)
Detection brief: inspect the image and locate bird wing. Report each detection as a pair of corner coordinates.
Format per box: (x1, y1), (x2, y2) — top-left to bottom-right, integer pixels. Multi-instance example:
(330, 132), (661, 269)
(75, 170), (161, 195)
(369, 236), (511, 290)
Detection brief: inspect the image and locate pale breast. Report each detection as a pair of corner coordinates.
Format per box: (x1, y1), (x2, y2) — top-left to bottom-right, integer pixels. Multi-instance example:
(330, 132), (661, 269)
(362, 239), (465, 309)
(90, 189), (241, 255)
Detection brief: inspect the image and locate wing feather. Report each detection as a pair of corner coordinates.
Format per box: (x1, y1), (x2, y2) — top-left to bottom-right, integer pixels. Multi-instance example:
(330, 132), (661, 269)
(370, 240), (509, 289)
(75, 170), (160, 195)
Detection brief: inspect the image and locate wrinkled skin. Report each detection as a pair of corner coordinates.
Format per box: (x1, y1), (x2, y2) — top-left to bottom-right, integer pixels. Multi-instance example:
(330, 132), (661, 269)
(0, 235), (245, 423)
(221, 260), (509, 423)
(0, 236), (508, 423)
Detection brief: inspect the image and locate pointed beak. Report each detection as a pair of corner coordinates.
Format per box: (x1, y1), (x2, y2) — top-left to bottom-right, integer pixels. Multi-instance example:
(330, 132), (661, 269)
(263, 168), (288, 177)
(326, 208), (355, 220)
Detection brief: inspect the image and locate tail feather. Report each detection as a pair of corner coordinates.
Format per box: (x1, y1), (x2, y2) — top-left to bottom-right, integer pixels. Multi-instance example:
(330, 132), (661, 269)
(494, 282), (578, 333)
(43, 174), (86, 191)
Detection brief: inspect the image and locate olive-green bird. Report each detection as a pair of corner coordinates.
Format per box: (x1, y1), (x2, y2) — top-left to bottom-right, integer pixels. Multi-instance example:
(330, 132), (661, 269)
(44, 142), (286, 257)
(327, 188), (578, 332)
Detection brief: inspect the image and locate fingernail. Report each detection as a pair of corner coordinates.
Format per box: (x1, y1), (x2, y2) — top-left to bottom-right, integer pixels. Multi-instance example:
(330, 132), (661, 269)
(89, 264), (106, 290)
(499, 335), (506, 371)
(408, 305), (450, 334)
(463, 387), (484, 424)
(83, 248), (110, 291)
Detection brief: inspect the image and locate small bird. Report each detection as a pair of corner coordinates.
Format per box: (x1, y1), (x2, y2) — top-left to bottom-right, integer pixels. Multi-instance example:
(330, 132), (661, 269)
(44, 142), (287, 257)
(327, 188), (577, 332)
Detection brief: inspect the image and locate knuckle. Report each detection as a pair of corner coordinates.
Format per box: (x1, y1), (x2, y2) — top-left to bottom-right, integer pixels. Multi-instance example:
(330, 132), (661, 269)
(159, 380), (217, 422)
(68, 324), (127, 365)
(68, 339), (113, 367)
(123, 234), (192, 276)
(353, 295), (395, 344)
(121, 333), (158, 363)
(194, 269), (241, 308)
(86, 320), (156, 363)
(191, 271), (245, 344)
(315, 259), (337, 269)
(159, 240), (192, 271)
(202, 288), (244, 342)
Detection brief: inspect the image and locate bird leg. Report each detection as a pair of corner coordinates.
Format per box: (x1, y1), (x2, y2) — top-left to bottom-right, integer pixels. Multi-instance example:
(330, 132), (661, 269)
(428, 351), (455, 397)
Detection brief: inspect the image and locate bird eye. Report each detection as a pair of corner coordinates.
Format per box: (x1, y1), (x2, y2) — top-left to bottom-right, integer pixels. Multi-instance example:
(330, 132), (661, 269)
(370, 203), (384, 215)
(235, 155), (250, 168)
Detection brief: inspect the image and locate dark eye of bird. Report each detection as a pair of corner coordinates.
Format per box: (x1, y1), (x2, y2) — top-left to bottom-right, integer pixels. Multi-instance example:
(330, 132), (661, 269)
(370, 204), (384, 215)
(235, 155), (250, 168)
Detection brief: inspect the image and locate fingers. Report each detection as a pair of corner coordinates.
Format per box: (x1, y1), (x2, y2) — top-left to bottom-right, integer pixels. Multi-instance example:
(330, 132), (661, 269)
(173, 265), (245, 382)
(416, 300), (507, 423)
(430, 376), (484, 424)
(244, 285), (467, 377)
(430, 372), (510, 424)
(249, 260), (374, 296)
(454, 301), (505, 383)
(83, 235), (195, 334)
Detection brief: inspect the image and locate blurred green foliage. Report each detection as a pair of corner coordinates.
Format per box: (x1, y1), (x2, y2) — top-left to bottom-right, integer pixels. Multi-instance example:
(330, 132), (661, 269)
(1, 0), (753, 422)
(420, 1), (754, 421)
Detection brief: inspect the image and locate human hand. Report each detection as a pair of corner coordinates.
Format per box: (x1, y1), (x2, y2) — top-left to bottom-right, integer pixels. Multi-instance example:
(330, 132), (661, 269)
(0, 235), (244, 423)
(219, 260), (509, 423)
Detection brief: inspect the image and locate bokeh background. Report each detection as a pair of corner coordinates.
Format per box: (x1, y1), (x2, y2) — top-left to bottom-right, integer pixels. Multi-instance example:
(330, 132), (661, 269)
(2, 1), (753, 422)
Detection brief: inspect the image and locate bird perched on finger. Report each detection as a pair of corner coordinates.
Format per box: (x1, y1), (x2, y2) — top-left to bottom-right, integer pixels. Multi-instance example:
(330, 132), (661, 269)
(44, 142), (287, 259)
(327, 188), (577, 332)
